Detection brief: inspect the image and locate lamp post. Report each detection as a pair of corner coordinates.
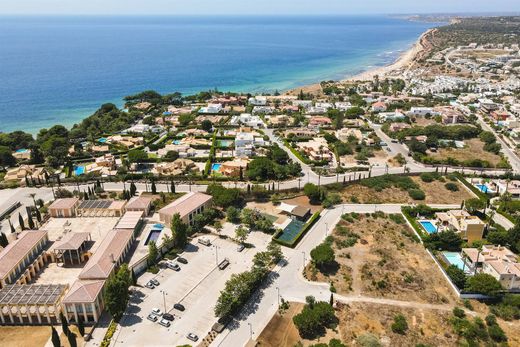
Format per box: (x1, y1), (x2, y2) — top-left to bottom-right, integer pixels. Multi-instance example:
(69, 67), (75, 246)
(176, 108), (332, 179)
(160, 290), (167, 313)
(325, 222), (328, 237)
(247, 322), (253, 340)
(215, 245), (219, 265)
(276, 287), (280, 308)
(302, 251), (306, 269)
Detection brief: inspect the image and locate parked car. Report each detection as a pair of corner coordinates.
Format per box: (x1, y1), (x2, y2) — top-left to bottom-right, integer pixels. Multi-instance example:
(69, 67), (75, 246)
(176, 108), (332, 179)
(147, 314), (158, 322)
(218, 258), (230, 270)
(167, 262), (180, 271)
(145, 281), (155, 289)
(150, 279), (160, 286)
(173, 303), (185, 311)
(198, 238), (211, 246)
(187, 333), (199, 342)
(237, 244), (245, 252)
(177, 257), (188, 264)
(162, 313), (174, 321)
(151, 308), (162, 316)
(159, 318), (171, 327)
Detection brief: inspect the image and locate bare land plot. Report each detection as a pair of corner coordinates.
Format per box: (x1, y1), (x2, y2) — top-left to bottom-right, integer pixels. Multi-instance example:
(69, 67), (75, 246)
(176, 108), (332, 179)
(429, 138), (504, 167)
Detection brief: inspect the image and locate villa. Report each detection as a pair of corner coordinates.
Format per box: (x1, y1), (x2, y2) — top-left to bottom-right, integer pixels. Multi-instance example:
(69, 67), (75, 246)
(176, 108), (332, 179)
(198, 103), (223, 114)
(151, 159), (198, 176)
(435, 210), (486, 244)
(248, 96), (267, 106)
(235, 132), (255, 157)
(284, 128), (317, 138)
(388, 122), (411, 132)
(408, 107), (439, 117)
(3, 165), (48, 186)
(462, 245), (520, 291)
(230, 113), (265, 128)
(379, 111), (406, 122)
(219, 158), (250, 177)
(296, 137), (333, 162)
(252, 106), (275, 115)
(292, 100), (312, 109)
(371, 101), (388, 112)
(12, 148), (31, 161)
(309, 116), (332, 128)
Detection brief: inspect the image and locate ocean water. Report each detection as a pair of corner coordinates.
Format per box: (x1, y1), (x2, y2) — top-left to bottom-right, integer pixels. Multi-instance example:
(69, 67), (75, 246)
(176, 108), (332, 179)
(0, 16), (435, 133)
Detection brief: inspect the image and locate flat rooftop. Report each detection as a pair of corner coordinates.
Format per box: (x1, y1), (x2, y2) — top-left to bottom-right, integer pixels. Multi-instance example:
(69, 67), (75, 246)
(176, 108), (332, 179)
(0, 284), (67, 306)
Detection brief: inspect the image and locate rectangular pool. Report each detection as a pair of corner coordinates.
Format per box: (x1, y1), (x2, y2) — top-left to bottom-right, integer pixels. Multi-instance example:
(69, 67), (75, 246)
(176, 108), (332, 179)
(74, 166), (85, 176)
(276, 219), (305, 243)
(145, 229), (162, 245)
(443, 251), (467, 271)
(419, 221), (437, 234)
(211, 163), (222, 172)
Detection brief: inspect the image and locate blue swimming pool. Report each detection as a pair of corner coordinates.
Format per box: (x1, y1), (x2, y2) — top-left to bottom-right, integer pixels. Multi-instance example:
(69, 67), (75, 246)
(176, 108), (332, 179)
(218, 140), (233, 148)
(419, 221), (437, 234)
(153, 223), (164, 229)
(98, 137), (107, 143)
(276, 219), (305, 243)
(15, 148), (29, 153)
(443, 252), (467, 271)
(173, 140), (181, 145)
(211, 163), (222, 172)
(145, 229), (162, 245)
(476, 184), (488, 193)
(74, 166), (85, 176)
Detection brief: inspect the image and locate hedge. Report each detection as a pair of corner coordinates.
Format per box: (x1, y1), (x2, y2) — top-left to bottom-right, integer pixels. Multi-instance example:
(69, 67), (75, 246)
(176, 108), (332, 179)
(452, 172), (489, 201)
(273, 211), (321, 248)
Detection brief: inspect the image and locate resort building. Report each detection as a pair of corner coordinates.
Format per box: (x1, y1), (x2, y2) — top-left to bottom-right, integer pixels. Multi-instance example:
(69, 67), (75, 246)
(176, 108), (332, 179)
(50, 232), (91, 265)
(0, 230), (49, 289)
(435, 210), (486, 244)
(48, 198), (80, 218)
(125, 196), (153, 216)
(3, 165), (47, 186)
(0, 284), (68, 325)
(158, 192), (212, 226)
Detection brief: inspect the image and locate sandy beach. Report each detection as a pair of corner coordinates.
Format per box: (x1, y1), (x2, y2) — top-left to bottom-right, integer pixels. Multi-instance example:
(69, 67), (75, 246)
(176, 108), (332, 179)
(286, 28), (434, 95)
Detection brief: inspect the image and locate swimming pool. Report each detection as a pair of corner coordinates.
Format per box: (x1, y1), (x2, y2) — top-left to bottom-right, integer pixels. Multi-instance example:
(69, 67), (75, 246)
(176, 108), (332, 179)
(15, 148), (29, 153)
(419, 221), (437, 234)
(276, 219), (305, 243)
(98, 137), (107, 143)
(74, 166), (85, 176)
(153, 223), (164, 229)
(145, 229), (162, 245)
(173, 140), (181, 145)
(218, 140), (233, 147)
(475, 184), (488, 193)
(211, 163), (222, 172)
(443, 252), (467, 271)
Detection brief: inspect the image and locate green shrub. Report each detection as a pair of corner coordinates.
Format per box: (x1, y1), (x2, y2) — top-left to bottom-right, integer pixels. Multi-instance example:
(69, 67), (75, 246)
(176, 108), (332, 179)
(444, 182), (459, 191)
(488, 323), (508, 342)
(453, 307), (466, 318)
(420, 172), (438, 182)
(391, 314), (408, 334)
(408, 189), (426, 200)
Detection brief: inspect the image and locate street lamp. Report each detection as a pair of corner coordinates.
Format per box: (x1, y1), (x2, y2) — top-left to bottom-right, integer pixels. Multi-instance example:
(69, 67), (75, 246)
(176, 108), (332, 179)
(276, 287), (280, 308)
(215, 245), (219, 265)
(302, 251), (306, 269)
(325, 222), (328, 237)
(247, 322), (253, 340)
(160, 290), (168, 313)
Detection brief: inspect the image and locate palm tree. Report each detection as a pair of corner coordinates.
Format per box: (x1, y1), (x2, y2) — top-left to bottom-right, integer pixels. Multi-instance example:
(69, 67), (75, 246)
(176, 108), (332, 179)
(29, 193), (37, 207)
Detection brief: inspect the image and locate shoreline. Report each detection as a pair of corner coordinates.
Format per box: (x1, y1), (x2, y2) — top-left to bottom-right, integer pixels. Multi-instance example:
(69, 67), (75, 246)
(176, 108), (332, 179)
(286, 28), (434, 95)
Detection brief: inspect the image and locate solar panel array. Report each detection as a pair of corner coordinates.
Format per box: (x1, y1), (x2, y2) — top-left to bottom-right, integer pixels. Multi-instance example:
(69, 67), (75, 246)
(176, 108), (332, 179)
(78, 200), (112, 210)
(0, 284), (67, 305)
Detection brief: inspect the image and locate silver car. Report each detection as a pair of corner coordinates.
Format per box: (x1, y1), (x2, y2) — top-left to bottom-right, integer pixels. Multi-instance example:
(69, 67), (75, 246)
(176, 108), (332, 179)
(187, 333), (199, 342)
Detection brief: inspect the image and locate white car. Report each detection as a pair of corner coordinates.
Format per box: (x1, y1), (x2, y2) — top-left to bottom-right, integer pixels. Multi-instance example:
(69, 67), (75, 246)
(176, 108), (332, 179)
(167, 261), (180, 271)
(151, 308), (162, 316)
(159, 318), (171, 327)
(187, 333), (199, 342)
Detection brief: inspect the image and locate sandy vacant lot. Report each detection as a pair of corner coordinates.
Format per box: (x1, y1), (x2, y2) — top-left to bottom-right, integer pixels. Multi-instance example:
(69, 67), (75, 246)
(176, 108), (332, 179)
(339, 175), (475, 204)
(0, 326), (50, 347)
(429, 138), (504, 167)
(307, 213), (456, 304)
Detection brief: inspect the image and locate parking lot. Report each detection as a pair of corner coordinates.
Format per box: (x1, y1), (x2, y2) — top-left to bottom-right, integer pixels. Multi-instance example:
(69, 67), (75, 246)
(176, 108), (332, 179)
(112, 231), (272, 346)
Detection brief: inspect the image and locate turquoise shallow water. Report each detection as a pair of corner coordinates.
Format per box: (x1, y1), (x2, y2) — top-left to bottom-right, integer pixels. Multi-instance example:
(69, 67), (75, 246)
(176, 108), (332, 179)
(0, 15), (435, 133)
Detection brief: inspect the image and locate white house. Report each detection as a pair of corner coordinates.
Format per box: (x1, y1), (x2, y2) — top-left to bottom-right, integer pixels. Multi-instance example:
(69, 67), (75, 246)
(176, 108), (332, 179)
(235, 132), (255, 157)
(292, 100), (313, 109)
(199, 103), (223, 114)
(230, 114), (265, 128)
(408, 107), (439, 117)
(248, 96), (267, 106)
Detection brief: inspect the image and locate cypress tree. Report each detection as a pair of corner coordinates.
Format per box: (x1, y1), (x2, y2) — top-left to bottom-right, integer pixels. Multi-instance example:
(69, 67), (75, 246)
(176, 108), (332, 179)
(51, 326), (60, 347)
(9, 220), (15, 234)
(0, 233), (8, 247)
(151, 180), (157, 194)
(28, 214), (35, 230)
(130, 182), (137, 196)
(67, 331), (77, 347)
(239, 167), (243, 181)
(170, 180), (175, 194)
(36, 209), (42, 224)
(77, 319), (85, 337)
(57, 175), (61, 186)
(18, 213), (25, 230)
(60, 312), (69, 335)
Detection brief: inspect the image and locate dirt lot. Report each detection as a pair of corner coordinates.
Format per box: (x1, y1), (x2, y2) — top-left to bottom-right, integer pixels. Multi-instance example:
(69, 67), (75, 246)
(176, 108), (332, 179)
(429, 138), (503, 167)
(339, 175), (475, 204)
(0, 326), (50, 347)
(308, 213), (457, 304)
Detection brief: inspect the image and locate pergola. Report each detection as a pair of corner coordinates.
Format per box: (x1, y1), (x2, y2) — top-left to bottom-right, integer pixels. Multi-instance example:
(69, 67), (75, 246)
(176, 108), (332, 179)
(52, 232), (91, 265)
(0, 284), (68, 325)
(76, 200), (126, 217)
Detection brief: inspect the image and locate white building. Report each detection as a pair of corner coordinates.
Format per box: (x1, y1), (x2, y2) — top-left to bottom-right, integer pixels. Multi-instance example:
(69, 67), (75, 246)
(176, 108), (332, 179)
(235, 132), (255, 157)
(230, 114), (265, 128)
(248, 96), (267, 106)
(408, 107), (439, 117)
(292, 100), (312, 109)
(199, 103), (223, 114)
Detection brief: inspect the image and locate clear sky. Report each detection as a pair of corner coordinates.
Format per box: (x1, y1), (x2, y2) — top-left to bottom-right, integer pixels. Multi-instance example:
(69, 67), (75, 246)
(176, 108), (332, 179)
(1, 0), (520, 15)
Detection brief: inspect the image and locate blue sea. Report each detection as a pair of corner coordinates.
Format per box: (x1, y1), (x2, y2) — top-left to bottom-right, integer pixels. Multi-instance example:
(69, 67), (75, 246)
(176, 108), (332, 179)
(0, 16), (435, 133)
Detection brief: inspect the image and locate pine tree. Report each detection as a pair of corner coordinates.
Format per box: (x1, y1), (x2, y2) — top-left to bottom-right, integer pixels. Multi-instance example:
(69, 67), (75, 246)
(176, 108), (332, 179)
(170, 180), (175, 194)
(9, 220), (15, 234)
(131, 269), (137, 286)
(343, 176), (346, 185)
(130, 182), (137, 196)
(51, 326), (60, 347)
(18, 213), (25, 231)
(247, 184), (251, 194)
(330, 293), (334, 306)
